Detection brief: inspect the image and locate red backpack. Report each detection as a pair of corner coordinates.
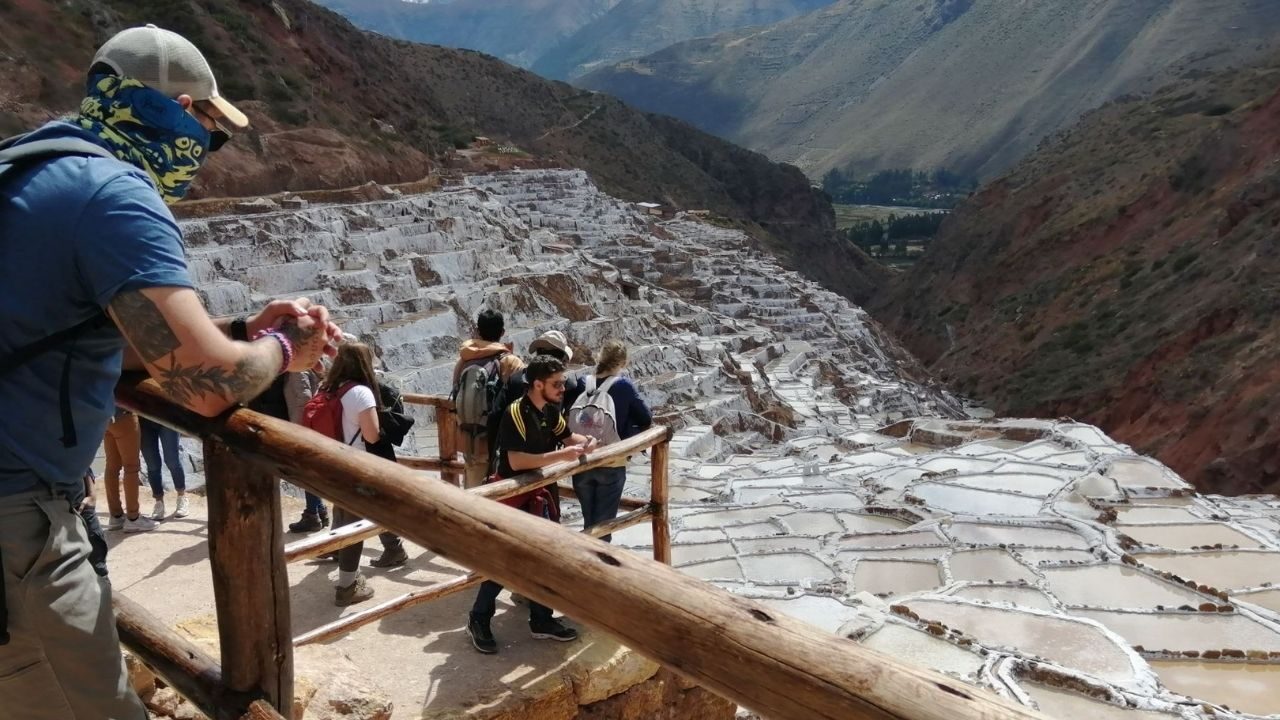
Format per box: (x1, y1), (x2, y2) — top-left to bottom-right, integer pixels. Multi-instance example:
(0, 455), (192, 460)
(301, 382), (357, 443)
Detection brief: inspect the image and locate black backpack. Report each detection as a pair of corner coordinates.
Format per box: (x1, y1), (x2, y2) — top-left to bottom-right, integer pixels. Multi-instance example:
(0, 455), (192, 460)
(0, 135), (121, 448)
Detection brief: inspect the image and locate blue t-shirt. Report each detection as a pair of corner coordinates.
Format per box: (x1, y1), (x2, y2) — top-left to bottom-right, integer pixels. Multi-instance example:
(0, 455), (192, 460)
(0, 121), (193, 496)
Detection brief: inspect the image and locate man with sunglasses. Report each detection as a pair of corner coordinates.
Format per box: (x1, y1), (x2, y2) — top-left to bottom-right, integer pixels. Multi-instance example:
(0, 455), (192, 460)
(467, 355), (596, 654)
(0, 25), (342, 718)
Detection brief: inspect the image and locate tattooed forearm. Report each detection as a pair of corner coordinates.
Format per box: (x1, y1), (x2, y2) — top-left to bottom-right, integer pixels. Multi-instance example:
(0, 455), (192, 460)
(111, 291), (181, 364)
(155, 351), (279, 408)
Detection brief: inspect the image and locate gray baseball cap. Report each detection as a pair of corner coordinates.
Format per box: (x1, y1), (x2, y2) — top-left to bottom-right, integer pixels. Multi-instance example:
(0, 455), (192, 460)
(92, 24), (249, 129)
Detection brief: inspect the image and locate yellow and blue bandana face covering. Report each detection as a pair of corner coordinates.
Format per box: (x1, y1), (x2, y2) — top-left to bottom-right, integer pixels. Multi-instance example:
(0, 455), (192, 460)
(76, 74), (211, 204)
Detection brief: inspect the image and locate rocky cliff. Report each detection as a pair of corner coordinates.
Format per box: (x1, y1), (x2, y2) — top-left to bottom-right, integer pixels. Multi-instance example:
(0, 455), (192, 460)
(580, 0), (1280, 181)
(1, 0), (871, 299)
(872, 55), (1280, 496)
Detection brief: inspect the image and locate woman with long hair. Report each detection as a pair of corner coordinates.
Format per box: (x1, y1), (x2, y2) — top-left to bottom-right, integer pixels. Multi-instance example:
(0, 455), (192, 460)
(321, 342), (383, 606)
(569, 340), (652, 542)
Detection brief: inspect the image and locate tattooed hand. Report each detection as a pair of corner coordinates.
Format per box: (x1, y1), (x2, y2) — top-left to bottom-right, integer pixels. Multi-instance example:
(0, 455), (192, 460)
(276, 314), (331, 373)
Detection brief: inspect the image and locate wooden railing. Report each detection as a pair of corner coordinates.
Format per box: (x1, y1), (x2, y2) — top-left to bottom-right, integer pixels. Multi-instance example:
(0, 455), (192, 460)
(285, 393), (673, 645)
(113, 374), (1047, 720)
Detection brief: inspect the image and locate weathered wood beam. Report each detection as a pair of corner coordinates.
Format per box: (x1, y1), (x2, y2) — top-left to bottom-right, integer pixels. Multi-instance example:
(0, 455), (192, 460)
(293, 505), (654, 646)
(650, 441), (672, 565)
(397, 455), (466, 472)
(118, 378), (1046, 720)
(284, 519), (383, 563)
(204, 438), (293, 717)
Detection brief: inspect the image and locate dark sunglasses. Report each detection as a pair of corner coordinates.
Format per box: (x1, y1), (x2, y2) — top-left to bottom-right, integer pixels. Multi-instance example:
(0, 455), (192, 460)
(193, 102), (233, 152)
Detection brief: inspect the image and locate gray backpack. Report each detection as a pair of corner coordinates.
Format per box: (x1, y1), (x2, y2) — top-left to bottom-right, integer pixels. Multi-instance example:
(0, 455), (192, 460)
(567, 376), (621, 445)
(453, 354), (507, 435)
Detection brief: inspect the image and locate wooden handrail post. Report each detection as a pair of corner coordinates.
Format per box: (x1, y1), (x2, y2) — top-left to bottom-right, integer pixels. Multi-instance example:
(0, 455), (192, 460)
(205, 438), (294, 717)
(438, 407), (461, 487)
(651, 439), (672, 565)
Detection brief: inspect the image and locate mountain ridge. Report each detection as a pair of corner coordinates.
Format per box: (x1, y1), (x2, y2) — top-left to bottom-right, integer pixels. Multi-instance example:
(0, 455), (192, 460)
(581, 0), (1280, 181)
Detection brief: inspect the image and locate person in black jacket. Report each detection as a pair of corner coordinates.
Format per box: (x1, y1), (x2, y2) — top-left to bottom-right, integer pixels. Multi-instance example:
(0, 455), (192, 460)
(366, 378), (415, 568)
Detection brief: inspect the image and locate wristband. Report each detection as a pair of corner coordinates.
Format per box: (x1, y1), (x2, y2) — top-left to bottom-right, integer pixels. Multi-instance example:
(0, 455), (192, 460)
(253, 329), (294, 374)
(230, 316), (249, 341)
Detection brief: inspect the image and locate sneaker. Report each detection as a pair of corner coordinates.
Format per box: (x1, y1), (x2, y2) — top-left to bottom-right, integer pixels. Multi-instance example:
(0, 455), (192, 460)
(288, 512), (325, 534)
(124, 516), (158, 533)
(467, 615), (498, 654)
(150, 499), (166, 521)
(370, 545), (408, 568)
(334, 576), (374, 607)
(530, 617), (578, 642)
(107, 514), (125, 531)
(174, 495), (190, 518)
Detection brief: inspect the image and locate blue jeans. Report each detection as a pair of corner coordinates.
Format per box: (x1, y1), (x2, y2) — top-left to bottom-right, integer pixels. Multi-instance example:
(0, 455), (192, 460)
(304, 492), (326, 515)
(139, 418), (185, 498)
(572, 466), (626, 543)
(471, 581), (553, 624)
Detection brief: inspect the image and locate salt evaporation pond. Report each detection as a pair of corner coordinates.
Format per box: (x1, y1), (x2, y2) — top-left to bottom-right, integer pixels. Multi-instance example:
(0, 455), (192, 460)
(1041, 564), (1206, 609)
(948, 549), (1038, 583)
(852, 559), (942, 597)
(951, 585), (1056, 611)
(911, 483), (1045, 515)
(859, 622), (985, 679)
(1076, 610), (1280, 652)
(1020, 683), (1182, 719)
(1238, 589), (1280, 614)
(946, 522), (1091, 549)
(902, 599), (1140, 685)
(1118, 523), (1266, 550)
(1135, 551), (1280, 591)
(1148, 660), (1280, 716)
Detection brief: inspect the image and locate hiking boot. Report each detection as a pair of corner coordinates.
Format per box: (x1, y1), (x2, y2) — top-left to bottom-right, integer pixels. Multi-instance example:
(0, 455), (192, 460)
(334, 576), (374, 607)
(530, 617), (578, 643)
(370, 544), (408, 568)
(288, 512), (324, 534)
(318, 506), (330, 527)
(107, 514), (125, 531)
(150, 498), (166, 521)
(124, 515), (158, 533)
(174, 495), (190, 518)
(467, 615), (498, 654)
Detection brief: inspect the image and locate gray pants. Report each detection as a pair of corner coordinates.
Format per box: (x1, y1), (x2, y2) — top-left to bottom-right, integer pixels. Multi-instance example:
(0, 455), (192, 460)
(0, 490), (146, 719)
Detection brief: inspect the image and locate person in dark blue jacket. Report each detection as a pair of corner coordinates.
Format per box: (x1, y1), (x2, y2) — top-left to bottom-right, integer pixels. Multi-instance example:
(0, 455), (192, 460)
(569, 340), (652, 542)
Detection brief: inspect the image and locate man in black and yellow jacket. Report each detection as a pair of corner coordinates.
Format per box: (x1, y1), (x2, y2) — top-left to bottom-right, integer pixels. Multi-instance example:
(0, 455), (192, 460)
(466, 355), (595, 654)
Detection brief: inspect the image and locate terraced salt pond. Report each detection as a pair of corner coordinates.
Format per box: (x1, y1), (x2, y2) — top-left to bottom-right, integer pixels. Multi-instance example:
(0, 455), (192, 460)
(1041, 564), (1207, 608)
(1148, 660), (1280, 716)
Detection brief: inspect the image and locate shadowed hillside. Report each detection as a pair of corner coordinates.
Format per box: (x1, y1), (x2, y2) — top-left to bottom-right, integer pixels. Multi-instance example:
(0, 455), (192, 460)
(873, 55), (1280, 495)
(0, 0), (881, 301)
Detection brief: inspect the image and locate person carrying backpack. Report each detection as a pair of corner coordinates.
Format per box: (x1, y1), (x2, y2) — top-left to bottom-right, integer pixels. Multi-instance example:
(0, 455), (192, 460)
(0, 25), (341, 718)
(365, 374), (416, 568)
(452, 310), (522, 488)
(302, 342), (384, 606)
(567, 340), (652, 542)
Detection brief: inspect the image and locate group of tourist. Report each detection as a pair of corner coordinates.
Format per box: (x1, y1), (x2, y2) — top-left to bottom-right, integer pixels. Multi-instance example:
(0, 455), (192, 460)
(0, 24), (652, 718)
(285, 308), (654, 654)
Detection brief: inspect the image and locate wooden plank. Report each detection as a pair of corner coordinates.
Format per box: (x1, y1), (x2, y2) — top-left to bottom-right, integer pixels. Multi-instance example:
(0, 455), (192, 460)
(438, 409), (461, 486)
(204, 438), (294, 716)
(650, 440), (672, 565)
(398, 455), (466, 472)
(240, 701), (288, 720)
(284, 519), (383, 563)
(557, 481), (648, 511)
(293, 504), (653, 646)
(114, 594), (242, 720)
(401, 393), (453, 408)
(475, 427), (670, 502)
(119, 379), (1046, 720)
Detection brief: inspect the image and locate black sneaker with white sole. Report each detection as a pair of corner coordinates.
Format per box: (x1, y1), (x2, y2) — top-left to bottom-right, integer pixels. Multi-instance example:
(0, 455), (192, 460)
(530, 617), (578, 642)
(468, 615), (498, 654)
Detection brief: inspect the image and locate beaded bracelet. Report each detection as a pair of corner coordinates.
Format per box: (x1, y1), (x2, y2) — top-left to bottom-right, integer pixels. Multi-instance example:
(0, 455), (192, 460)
(253, 329), (295, 374)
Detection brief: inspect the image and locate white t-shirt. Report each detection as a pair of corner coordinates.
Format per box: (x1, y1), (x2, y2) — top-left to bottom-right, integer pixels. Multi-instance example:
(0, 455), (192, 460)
(339, 384), (377, 451)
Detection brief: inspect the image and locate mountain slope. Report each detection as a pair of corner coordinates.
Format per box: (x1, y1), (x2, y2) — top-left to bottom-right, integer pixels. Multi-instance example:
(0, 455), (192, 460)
(532, 0), (833, 80)
(0, 0), (879, 301)
(311, 0), (619, 68)
(871, 54), (1280, 496)
(581, 0), (1280, 181)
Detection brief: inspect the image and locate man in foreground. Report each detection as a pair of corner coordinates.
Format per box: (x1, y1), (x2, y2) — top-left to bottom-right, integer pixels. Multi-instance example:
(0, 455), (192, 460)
(0, 25), (339, 718)
(466, 355), (595, 654)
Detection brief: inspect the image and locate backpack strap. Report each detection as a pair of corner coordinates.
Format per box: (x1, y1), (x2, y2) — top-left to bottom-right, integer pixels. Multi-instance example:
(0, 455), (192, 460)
(593, 375), (620, 398)
(0, 135), (122, 448)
